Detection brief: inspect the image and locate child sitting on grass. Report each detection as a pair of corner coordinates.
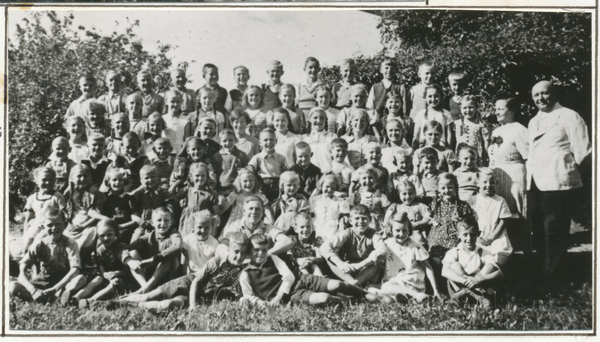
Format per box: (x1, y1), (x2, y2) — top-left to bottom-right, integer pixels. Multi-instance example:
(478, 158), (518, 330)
(442, 216), (504, 310)
(10, 209), (87, 303)
(240, 234), (368, 307)
(122, 207), (182, 294)
(368, 211), (438, 303)
(110, 232), (248, 311)
(320, 204), (386, 287)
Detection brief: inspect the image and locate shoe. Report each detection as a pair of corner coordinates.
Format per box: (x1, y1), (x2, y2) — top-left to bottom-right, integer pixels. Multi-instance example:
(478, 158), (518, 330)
(364, 293), (380, 303)
(392, 293), (409, 304)
(78, 299), (89, 309)
(380, 295), (394, 304)
(60, 289), (72, 306)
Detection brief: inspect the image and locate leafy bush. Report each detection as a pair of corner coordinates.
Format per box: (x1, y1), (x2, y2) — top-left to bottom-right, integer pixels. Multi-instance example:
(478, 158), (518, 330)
(8, 12), (180, 206)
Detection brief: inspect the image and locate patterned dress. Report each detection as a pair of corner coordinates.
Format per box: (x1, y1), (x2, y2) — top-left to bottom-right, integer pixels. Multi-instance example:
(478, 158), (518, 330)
(382, 237), (430, 293)
(310, 194), (350, 240)
(427, 196), (473, 259)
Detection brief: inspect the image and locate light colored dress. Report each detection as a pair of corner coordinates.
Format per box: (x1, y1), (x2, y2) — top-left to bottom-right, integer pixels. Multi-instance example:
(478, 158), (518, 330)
(182, 234), (219, 273)
(310, 194), (350, 241)
(163, 113), (191, 154)
(302, 131), (337, 171)
(68, 142), (89, 164)
(467, 193), (513, 265)
(344, 134), (379, 170)
(382, 237), (429, 293)
(275, 131), (300, 167)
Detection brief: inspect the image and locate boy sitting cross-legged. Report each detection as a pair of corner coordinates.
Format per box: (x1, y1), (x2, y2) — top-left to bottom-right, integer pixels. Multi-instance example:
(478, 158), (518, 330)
(240, 234), (368, 307)
(108, 232), (248, 311)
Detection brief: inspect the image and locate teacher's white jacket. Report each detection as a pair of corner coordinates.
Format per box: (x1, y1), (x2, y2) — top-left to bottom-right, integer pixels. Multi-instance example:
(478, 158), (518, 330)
(527, 103), (590, 191)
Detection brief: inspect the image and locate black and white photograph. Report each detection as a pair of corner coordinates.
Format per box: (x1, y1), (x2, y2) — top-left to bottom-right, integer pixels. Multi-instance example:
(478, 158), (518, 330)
(4, 6), (595, 333)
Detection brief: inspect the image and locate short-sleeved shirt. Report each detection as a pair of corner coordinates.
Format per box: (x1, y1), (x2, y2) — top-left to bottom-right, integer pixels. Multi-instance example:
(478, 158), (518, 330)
(442, 243), (498, 276)
(320, 228), (386, 264)
(383, 237), (429, 286)
(247, 151), (287, 179)
(21, 235), (81, 285)
(183, 234), (219, 273)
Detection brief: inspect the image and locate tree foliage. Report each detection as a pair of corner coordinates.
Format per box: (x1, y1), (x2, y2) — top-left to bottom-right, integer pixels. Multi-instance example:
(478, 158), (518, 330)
(8, 11), (178, 199)
(322, 10), (592, 126)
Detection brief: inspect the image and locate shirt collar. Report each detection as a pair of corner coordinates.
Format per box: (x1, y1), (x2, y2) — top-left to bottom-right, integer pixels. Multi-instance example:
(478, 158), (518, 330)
(151, 157), (172, 166)
(86, 155), (109, 168)
(382, 79), (393, 88)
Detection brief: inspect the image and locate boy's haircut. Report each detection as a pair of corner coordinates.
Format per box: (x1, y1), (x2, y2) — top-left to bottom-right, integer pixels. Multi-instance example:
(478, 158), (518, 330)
(243, 194), (265, 209)
(219, 128), (237, 140)
(397, 179), (416, 193)
(365, 141), (381, 152)
(422, 120), (444, 135)
(184, 137), (207, 151)
(330, 138), (348, 150)
(280, 83), (296, 95)
(233, 169), (259, 193)
(423, 84), (444, 99)
(227, 232), (249, 249)
(384, 210), (413, 238)
(198, 87), (217, 98)
(170, 67), (186, 77)
(33, 166), (56, 181)
(152, 207), (173, 220)
(137, 70), (152, 80)
(164, 89), (183, 102)
(127, 93), (143, 104)
(260, 127), (276, 138)
(386, 117), (404, 130)
(419, 60), (436, 71)
(79, 73), (97, 85)
(304, 57), (320, 69)
(313, 84), (331, 98)
(350, 204), (371, 218)
(381, 58), (397, 68)
(98, 218), (120, 238)
(448, 70), (468, 82)
(106, 69), (120, 79)
(249, 234), (269, 247)
(456, 215), (480, 233)
(52, 136), (70, 145)
(229, 108), (251, 124)
(394, 149), (413, 166)
(147, 112), (167, 128)
(350, 84), (368, 97)
(279, 171), (300, 188)
(153, 137), (173, 149)
(88, 133), (106, 144)
(233, 65), (249, 74)
(295, 141), (312, 154)
(316, 172), (340, 191)
(438, 172), (459, 192)
(461, 95), (478, 105)
(341, 58), (357, 70)
(267, 60), (283, 71)
(419, 147), (439, 163)
(140, 164), (159, 177)
(87, 100), (107, 115)
(69, 164), (92, 183)
(190, 209), (219, 231)
(111, 112), (130, 131)
(241, 85), (264, 109)
(122, 131), (141, 145)
(457, 143), (478, 159)
(43, 207), (67, 226)
(202, 63), (218, 75)
(293, 212), (313, 228)
(477, 167), (496, 180)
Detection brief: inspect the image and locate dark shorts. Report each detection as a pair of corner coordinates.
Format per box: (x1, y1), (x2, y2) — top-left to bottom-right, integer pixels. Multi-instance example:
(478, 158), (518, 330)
(289, 274), (331, 304)
(159, 274), (195, 299)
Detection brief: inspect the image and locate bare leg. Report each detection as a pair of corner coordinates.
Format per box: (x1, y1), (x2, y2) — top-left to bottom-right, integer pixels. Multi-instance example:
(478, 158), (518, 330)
(138, 296), (187, 311)
(9, 281), (34, 302)
(73, 276), (104, 300)
(327, 261), (359, 285)
(326, 279), (368, 296)
(380, 282), (426, 301)
(128, 251), (149, 289)
(307, 292), (344, 305)
(120, 288), (166, 303)
(90, 284), (117, 301)
(60, 274), (88, 305)
(137, 258), (179, 294)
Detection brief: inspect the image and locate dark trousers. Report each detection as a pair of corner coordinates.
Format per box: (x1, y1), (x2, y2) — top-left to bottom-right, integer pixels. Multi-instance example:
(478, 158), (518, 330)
(528, 180), (577, 275)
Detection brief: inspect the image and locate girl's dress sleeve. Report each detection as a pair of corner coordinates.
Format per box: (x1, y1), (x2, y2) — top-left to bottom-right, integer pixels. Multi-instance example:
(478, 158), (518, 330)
(413, 242), (430, 262)
(513, 124), (529, 161)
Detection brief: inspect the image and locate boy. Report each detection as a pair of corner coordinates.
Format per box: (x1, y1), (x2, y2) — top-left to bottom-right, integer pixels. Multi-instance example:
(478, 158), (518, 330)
(98, 70), (126, 115)
(416, 147), (440, 199)
(315, 85), (340, 135)
(108, 232), (248, 311)
(168, 67), (197, 115)
(367, 58), (409, 118)
(122, 207), (182, 294)
(197, 63), (233, 118)
(230, 66), (250, 109)
(247, 128), (287, 202)
(86, 100), (111, 137)
(261, 60), (285, 111)
(445, 70), (469, 121)
(332, 58), (361, 110)
(135, 70), (164, 118)
(148, 137), (175, 189)
(320, 204), (386, 287)
(240, 234), (368, 306)
(212, 129), (249, 193)
(10, 209), (87, 302)
(442, 216), (504, 310)
(81, 133), (111, 188)
(329, 138), (354, 195)
(351, 142), (388, 194)
(126, 93), (147, 139)
(46, 137), (77, 194)
(409, 61), (436, 119)
(230, 108), (261, 159)
(66, 74), (96, 118)
(387, 149), (425, 200)
(289, 142), (322, 197)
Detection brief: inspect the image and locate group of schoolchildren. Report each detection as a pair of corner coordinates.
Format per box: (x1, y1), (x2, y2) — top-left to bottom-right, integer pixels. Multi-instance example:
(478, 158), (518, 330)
(11, 57), (518, 313)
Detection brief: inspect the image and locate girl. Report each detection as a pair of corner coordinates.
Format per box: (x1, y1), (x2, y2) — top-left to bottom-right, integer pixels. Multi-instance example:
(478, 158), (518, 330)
(181, 210), (220, 274)
(194, 117), (222, 157)
(126, 94), (147, 139)
(85, 100), (111, 138)
(302, 107), (337, 172)
(314, 85), (339, 135)
(241, 86), (269, 138)
(169, 137), (216, 195)
(413, 120), (457, 174)
(343, 109), (379, 170)
(63, 164), (108, 252)
(412, 84), (452, 149)
(384, 180), (430, 246)
(21, 167), (68, 254)
(450, 95), (487, 163)
(381, 119), (413, 174)
(105, 113), (130, 161)
(337, 85), (381, 141)
(271, 107), (300, 167)
(65, 115), (89, 164)
(45, 136), (76, 194)
(178, 162), (220, 237)
(289, 212), (325, 276)
(271, 171), (310, 233)
(453, 144), (480, 201)
(218, 169), (273, 236)
(141, 112), (167, 158)
(309, 173), (350, 240)
(349, 166), (390, 231)
(102, 168), (139, 244)
(278, 84), (305, 134)
(296, 57), (323, 122)
(229, 108), (261, 160)
(382, 93), (414, 147)
(196, 87), (226, 133)
(369, 212), (439, 302)
(427, 172), (474, 265)
(163, 90), (193, 154)
(111, 132), (150, 191)
(387, 149), (425, 201)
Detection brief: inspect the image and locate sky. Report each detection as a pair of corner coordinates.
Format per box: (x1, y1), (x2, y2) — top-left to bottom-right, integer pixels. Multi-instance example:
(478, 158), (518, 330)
(8, 8), (383, 90)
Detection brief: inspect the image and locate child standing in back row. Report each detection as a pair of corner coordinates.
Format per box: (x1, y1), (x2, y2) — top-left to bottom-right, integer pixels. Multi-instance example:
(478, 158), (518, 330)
(314, 85), (340, 135)
(367, 58), (409, 120)
(332, 58), (361, 110)
(296, 57), (323, 122)
(98, 70), (126, 115)
(262, 60), (285, 111)
(409, 61), (436, 120)
(135, 70), (164, 119)
(198, 63), (233, 117)
(168, 68), (197, 115)
(230, 66), (250, 110)
(445, 70), (469, 121)
(66, 74), (96, 118)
